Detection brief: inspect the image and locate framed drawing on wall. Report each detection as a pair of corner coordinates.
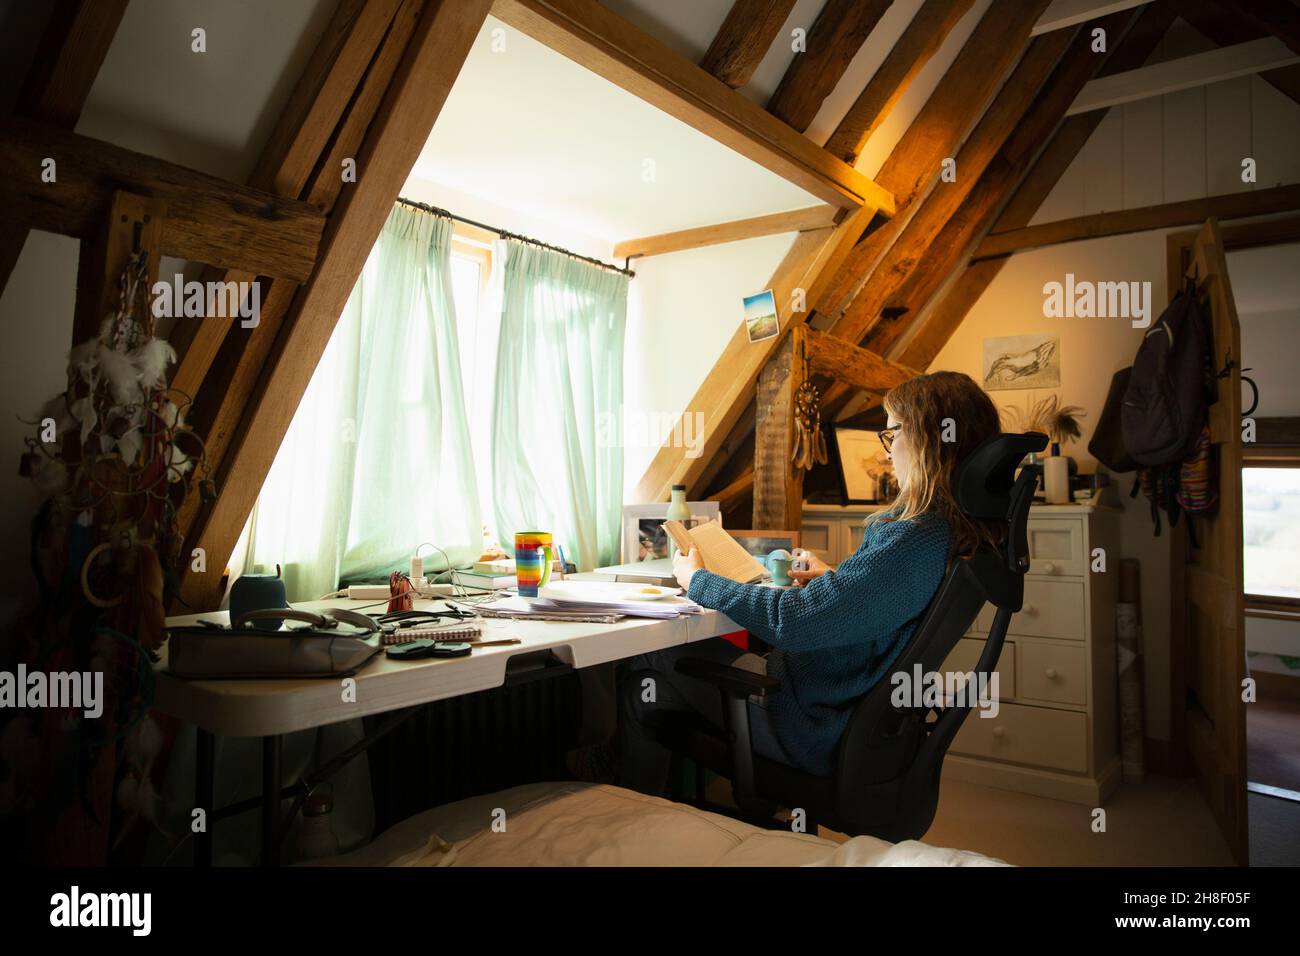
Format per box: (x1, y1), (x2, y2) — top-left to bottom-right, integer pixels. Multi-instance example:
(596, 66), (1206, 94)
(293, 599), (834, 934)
(982, 333), (1060, 390)
(621, 502), (721, 564)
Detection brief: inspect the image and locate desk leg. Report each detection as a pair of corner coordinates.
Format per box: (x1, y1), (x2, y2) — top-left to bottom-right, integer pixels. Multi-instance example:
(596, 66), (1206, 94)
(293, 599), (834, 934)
(195, 729), (214, 868)
(261, 735), (282, 866)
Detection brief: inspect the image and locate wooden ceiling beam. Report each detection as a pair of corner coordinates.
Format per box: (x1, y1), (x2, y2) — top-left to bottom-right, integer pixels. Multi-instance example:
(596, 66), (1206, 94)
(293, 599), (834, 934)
(1, 0), (130, 299)
(975, 184), (1300, 258)
(1213, 0), (1300, 57)
(490, 0), (894, 213)
(1032, 0), (1153, 34)
(180, 0), (494, 610)
(0, 116), (325, 282)
(613, 205), (839, 259)
(250, 0), (402, 197)
(829, 23), (1085, 348)
(765, 0), (895, 133)
(631, 222), (840, 503)
(803, 327), (917, 391)
(15, 0), (130, 126)
(1067, 36), (1299, 114)
(823, 0), (976, 165)
(699, 0), (797, 89)
(680, 0), (1050, 496)
(821, 3), (1171, 419)
(814, 0), (1053, 318)
(178, 0), (434, 513)
(1178, 0), (1300, 106)
(169, 0), (412, 414)
(832, 0), (1176, 416)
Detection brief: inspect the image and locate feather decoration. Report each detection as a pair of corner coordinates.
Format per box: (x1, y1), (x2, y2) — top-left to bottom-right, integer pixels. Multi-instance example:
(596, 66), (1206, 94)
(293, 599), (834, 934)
(1003, 393), (1086, 446)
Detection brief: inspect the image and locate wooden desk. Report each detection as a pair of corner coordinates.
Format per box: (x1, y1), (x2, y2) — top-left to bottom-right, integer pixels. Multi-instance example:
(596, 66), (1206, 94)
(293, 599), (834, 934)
(157, 596), (740, 865)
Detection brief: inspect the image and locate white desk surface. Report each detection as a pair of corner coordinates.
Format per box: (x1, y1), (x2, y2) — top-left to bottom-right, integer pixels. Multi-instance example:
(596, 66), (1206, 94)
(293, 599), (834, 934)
(156, 597), (740, 738)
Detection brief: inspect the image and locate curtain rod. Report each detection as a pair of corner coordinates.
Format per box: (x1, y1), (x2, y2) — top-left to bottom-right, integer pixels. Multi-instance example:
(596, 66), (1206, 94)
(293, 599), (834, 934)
(396, 196), (635, 278)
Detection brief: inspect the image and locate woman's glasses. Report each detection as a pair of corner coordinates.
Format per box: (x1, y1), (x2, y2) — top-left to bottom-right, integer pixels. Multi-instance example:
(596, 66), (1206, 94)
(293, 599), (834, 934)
(878, 425), (901, 453)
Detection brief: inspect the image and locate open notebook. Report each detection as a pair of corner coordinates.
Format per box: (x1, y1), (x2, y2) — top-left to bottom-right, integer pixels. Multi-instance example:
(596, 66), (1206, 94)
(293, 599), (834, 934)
(663, 519), (767, 584)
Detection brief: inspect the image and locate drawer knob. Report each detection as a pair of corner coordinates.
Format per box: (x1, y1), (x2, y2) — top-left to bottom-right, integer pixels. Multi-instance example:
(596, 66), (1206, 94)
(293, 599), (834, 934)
(1023, 604), (1038, 616)
(992, 726), (1005, 738)
(1045, 667), (1059, 680)
(1042, 561), (1057, 574)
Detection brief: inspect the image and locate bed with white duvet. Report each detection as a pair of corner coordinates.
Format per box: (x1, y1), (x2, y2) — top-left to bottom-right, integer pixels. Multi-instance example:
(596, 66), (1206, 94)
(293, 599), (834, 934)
(312, 781), (1009, 867)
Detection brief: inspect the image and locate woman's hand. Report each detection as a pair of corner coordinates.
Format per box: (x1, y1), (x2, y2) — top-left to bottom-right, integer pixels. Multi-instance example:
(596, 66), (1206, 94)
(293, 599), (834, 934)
(789, 550), (832, 587)
(673, 547), (703, 590)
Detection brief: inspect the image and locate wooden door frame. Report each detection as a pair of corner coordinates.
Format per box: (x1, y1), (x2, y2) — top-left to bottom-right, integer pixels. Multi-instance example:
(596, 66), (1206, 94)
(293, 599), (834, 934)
(1164, 213), (1300, 787)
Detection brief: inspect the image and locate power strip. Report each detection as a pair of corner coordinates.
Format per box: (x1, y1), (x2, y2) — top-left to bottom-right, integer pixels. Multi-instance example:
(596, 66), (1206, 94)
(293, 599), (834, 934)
(345, 583), (455, 600)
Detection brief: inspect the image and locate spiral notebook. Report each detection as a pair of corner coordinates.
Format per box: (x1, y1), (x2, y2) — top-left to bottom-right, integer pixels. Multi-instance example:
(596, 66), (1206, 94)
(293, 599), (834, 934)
(382, 623), (482, 646)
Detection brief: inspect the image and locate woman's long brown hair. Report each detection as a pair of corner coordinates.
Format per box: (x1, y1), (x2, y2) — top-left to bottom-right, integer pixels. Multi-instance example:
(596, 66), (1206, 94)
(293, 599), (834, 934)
(868, 371), (1003, 558)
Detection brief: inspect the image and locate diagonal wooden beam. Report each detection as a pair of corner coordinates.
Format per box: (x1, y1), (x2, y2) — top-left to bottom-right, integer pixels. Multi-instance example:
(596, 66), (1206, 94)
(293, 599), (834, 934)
(974, 184), (1300, 258)
(1213, 0), (1300, 57)
(612, 205), (839, 259)
(0, 116), (325, 281)
(1, 0), (129, 298)
(814, 0), (1054, 318)
(491, 0), (894, 213)
(1179, 0), (1300, 106)
(765, 0), (895, 133)
(699, 0), (797, 89)
(175, 0), (429, 545)
(676, 0), (1051, 496)
(168, 0), (409, 412)
(839, 0), (1177, 410)
(830, 24), (1085, 349)
(631, 222), (841, 504)
(180, 0), (494, 610)
(822, 0), (976, 165)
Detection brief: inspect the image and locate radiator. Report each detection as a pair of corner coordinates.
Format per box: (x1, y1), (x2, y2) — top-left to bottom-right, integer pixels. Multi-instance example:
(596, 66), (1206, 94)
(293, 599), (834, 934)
(364, 655), (582, 832)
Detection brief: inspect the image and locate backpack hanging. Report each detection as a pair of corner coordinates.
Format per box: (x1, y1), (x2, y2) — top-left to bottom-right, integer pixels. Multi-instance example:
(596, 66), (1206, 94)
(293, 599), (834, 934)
(1089, 366), (1139, 473)
(1121, 281), (1212, 467)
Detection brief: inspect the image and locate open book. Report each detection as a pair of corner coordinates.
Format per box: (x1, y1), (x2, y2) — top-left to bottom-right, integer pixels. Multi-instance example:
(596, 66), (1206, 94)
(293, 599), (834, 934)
(662, 519), (767, 584)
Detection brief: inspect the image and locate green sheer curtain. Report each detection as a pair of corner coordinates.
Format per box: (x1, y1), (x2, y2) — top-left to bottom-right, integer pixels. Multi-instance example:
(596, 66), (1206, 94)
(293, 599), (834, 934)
(491, 241), (628, 571)
(245, 205), (481, 601)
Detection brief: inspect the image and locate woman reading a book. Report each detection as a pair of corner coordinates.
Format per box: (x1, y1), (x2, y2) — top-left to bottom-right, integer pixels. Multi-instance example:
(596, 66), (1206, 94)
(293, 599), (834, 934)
(615, 371), (1004, 794)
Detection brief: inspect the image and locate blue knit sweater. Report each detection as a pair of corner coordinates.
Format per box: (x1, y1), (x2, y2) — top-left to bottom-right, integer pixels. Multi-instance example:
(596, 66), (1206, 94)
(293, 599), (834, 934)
(687, 511), (952, 777)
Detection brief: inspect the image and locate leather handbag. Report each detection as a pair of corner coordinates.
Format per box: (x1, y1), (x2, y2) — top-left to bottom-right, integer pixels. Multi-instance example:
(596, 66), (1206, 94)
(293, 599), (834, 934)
(166, 608), (383, 679)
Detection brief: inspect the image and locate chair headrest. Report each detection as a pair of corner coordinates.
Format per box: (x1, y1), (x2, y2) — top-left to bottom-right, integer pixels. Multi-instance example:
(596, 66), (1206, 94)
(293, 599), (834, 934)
(955, 432), (1048, 519)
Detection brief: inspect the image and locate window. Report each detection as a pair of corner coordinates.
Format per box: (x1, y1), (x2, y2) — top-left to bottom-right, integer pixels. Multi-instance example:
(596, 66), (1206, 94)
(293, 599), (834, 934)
(1243, 464), (1300, 606)
(449, 230), (499, 539)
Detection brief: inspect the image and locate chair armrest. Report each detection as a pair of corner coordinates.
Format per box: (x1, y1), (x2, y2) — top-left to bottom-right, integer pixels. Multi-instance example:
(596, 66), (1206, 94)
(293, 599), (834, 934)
(674, 657), (780, 700)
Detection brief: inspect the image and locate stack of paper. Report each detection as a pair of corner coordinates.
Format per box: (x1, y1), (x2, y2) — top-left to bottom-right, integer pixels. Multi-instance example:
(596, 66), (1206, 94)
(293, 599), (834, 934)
(537, 581), (702, 618)
(479, 582), (703, 620)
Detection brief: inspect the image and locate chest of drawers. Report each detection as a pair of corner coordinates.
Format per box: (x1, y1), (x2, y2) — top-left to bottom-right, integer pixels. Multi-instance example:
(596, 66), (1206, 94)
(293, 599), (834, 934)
(802, 501), (1121, 805)
(943, 505), (1120, 805)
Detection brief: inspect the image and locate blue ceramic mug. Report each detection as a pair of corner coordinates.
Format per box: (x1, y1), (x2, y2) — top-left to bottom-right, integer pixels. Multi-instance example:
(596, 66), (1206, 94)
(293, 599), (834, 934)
(767, 549), (793, 586)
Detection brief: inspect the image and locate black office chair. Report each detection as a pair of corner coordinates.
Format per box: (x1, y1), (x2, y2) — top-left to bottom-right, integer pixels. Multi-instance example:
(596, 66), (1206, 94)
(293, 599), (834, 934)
(647, 431), (1047, 842)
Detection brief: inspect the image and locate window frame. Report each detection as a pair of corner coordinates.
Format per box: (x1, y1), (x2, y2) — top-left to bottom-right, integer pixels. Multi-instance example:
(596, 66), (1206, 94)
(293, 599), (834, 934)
(1242, 437), (1300, 617)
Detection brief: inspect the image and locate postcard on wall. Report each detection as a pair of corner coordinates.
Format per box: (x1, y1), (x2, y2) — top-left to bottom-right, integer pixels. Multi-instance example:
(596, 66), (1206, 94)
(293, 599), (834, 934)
(982, 333), (1060, 391)
(744, 289), (779, 344)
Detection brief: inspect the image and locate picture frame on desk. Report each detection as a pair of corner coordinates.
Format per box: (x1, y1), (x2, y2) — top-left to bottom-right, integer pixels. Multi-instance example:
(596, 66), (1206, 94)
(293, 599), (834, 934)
(833, 425), (894, 505)
(621, 502), (721, 564)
